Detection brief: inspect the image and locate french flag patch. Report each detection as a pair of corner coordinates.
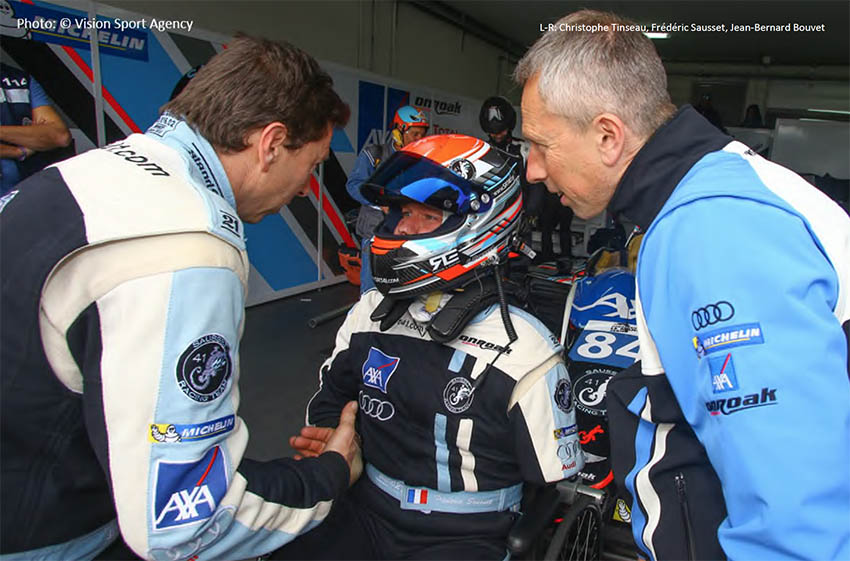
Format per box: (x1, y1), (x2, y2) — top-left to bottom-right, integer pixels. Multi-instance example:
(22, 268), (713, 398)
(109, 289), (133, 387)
(407, 488), (428, 505)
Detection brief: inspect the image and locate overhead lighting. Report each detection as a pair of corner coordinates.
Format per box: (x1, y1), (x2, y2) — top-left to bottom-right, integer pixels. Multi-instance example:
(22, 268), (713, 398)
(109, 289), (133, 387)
(644, 32), (670, 39)
(807, 108), (850, 115)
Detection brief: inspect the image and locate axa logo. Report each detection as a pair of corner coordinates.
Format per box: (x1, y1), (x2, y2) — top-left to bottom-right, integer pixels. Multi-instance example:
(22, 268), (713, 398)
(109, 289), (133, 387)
(705, 387), (777, 416)
(153, 446), (227, 530)
(573, 292), (635, 321)
(156, 485), (216, 526)
(362, 347), (400, 393)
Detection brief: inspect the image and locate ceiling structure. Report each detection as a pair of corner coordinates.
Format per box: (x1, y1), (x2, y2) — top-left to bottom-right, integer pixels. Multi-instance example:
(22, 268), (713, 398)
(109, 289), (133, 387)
(425, 1), (849, 68)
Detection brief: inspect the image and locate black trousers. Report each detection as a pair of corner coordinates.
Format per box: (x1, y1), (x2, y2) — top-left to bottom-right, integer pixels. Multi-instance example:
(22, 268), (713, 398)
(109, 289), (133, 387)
(271, 477), (516, 560)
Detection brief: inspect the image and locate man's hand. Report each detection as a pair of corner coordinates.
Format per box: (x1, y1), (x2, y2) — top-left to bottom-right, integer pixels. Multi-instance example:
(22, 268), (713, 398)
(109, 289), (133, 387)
(289, 401), (363, 486)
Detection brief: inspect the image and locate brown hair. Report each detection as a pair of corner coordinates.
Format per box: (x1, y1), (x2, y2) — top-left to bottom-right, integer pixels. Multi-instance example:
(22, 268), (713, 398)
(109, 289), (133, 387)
(514, 10), (675, 138)
(162, 34), (349, 152)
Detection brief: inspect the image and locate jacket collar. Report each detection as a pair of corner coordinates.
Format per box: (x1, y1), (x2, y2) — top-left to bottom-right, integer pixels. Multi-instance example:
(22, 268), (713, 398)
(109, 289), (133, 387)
(608, 105), (731, 230)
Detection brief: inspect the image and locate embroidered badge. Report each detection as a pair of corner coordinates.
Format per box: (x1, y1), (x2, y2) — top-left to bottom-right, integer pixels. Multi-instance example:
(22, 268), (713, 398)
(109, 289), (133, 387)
(443, 377), (474, 414)
(176, 334), (232, 403)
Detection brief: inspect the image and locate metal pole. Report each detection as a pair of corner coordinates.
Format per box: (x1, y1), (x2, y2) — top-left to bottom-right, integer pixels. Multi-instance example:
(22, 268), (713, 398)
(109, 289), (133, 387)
(88, 1), (105, 146)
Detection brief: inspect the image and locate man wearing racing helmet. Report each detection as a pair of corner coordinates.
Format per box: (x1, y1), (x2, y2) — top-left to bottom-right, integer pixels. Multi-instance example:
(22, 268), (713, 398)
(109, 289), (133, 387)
(346, 105), (429, 292)
(273, 134), (584, 560)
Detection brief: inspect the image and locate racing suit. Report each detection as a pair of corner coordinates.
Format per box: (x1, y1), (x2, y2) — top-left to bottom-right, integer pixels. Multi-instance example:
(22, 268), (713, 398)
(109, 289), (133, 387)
(275, 289), (585, 559)
(606, 105), (850, 560)
(346, 141), (396, 292)
(1, 63), (50, 194)
(0, 115), (350, 561)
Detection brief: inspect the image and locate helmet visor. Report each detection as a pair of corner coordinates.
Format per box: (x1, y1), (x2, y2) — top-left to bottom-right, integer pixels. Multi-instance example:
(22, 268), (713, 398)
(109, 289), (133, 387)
(361, 152), (490, 214)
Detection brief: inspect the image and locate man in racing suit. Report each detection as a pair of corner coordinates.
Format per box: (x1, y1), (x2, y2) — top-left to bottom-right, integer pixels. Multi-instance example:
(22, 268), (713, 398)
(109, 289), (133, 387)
(274, 134), (585, 559)
(516, 10), (850, 560)
(346, 105), (429, 292)
(0, 36), (361, 561)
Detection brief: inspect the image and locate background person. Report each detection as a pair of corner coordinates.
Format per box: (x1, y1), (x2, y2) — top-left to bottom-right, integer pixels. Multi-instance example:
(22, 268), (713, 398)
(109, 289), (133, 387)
(0, 61), (71, 195)
(1, 35), (361, 561)
(274, 134), (584, 560)
(346, 105), (429, 292)
(515, 9), (850, 561)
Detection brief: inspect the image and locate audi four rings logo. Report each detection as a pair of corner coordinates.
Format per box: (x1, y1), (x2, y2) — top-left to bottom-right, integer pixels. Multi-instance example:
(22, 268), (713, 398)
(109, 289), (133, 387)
(691, 301), (735, 330)
(359, 391), (395, 421)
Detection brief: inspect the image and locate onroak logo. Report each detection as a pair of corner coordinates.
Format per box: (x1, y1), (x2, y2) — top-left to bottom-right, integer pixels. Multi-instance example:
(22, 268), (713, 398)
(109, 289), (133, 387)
(705, 387), (777, 416)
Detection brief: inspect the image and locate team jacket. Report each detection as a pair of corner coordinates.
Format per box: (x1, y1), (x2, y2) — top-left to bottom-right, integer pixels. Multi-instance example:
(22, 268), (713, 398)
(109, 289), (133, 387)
(307, 289), (585, 500)
(606, 105), (850, 560)
(0, 118), (348, 561)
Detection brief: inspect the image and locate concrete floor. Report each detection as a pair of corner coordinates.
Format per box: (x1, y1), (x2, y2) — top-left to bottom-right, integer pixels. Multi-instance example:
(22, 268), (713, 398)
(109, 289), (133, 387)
(238, 280), (361, 461)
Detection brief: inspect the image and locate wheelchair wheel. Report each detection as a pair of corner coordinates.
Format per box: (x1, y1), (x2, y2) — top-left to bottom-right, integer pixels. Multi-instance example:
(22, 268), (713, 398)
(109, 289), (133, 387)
(543, 495), (603, 561)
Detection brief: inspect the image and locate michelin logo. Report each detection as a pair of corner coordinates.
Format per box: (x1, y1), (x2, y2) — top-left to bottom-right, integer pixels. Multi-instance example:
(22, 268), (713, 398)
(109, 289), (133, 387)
(695, 322), (764, 357)
(150, 415), (236, 444)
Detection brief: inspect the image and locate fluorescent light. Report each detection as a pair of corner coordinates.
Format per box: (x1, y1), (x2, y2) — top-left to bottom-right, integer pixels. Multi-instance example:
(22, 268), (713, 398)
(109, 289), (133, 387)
(644, 32), (670, 39)
(807, 109), (850, 115)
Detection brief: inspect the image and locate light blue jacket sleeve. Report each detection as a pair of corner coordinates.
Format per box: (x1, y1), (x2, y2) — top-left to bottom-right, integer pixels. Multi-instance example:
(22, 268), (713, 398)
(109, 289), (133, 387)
(345, 149), (376, 206)
(639, 195), (850, 561)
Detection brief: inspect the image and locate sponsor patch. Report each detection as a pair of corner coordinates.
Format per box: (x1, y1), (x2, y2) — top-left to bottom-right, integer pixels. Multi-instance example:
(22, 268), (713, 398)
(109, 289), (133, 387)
(579, 424), (605, 445)
(695, 322), (764, 357)
(147, 113), (179, 137)
(554, 378), (573, 413)
(458, 334), (512, 354)
(708, 354), (739, 393)
(553, 424), (577, 440)
(705, 387), (777, 416)
(150, 415), (236, 444)
(443, 376), (474, 414)
(358, 390), (395, 421)
(153, 446), (227, 530)
(691, 301), (735, 331)
(557, 440), (582, 463)
(573, 368), (616, 417)
(176, 334), (232, 403)
(362, 347), (400, 393)
(449, 158), (476, 180)
(613, 499), (632, 523)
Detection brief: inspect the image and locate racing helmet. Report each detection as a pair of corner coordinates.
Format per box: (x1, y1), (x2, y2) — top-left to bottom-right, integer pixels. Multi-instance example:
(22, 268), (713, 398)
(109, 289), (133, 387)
(362, 134), (523, 297)
(392, 105), (429, 133)
(479, 96), (516, 135)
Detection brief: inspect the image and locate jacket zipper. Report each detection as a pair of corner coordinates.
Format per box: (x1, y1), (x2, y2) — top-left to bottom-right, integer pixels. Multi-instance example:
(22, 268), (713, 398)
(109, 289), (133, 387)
(675, 471), (697, 561)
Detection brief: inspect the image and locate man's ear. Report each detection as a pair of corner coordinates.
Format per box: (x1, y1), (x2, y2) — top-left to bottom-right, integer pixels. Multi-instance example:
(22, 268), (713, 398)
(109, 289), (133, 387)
(258, 122), (288, 171)
(593, 113), (626, 167)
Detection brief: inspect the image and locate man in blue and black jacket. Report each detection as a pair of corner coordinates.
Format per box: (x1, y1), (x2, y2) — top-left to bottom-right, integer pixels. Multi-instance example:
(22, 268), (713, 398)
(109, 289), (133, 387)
(515, 9), (850, 561)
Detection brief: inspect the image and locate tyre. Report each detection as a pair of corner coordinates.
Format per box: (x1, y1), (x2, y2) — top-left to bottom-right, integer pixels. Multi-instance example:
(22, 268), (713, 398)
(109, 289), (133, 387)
(543, 495), (603, 561)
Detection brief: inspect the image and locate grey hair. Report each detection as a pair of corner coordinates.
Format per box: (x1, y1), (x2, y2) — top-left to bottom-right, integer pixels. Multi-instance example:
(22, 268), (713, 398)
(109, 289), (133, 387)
(514, 10), (675, 138)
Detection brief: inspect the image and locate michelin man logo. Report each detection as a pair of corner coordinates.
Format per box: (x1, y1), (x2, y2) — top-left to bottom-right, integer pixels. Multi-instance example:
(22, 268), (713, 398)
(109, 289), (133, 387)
(151, 424), (182, 443)
(0, 1), (30, 38)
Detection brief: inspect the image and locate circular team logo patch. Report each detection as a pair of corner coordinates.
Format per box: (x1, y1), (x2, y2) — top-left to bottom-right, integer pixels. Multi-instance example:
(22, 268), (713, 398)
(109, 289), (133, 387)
(176, 334), (232, 403)
(443, 377), (474, 414)
(449, 158), (476, 180)
(574, 368), (617, 417)
(554, 378), (573, 413)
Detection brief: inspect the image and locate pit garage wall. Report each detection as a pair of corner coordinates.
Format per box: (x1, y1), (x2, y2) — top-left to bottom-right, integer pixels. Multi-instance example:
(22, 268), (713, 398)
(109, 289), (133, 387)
(1, 0), (492, 306)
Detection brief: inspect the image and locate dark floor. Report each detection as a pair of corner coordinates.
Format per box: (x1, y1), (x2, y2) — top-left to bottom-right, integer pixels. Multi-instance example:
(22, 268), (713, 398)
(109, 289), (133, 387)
(238, 280), (361, 461)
